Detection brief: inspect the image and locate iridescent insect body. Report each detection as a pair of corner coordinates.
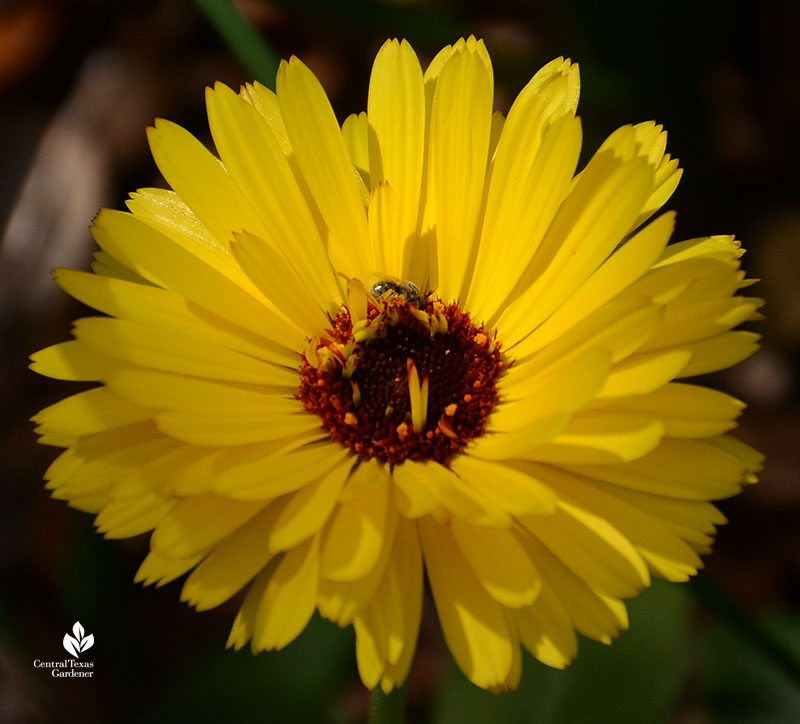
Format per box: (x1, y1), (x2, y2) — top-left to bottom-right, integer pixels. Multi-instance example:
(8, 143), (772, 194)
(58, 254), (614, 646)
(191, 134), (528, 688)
(369, 278), (425, 308)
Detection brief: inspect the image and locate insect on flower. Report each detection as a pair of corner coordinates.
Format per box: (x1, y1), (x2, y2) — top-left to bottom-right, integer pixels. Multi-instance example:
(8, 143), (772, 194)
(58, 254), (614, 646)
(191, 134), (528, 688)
(369, 278), (426, 308)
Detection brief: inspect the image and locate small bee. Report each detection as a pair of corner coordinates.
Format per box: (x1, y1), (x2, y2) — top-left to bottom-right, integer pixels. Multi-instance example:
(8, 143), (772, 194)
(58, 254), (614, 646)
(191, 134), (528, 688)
(369, 278), (425, 308)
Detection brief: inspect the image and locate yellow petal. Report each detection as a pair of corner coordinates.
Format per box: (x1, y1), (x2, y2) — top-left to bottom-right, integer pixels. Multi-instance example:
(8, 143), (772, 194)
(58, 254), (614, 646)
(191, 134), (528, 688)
(707, 435), (764, 473)
(604, 486), (725, 551)
(317, 504), (399, 625)
(353, 518), (423, 691)
(151, 494), (266, 558)
(520, 501), (650, 599)
(656, 233), (743, 266)
(498, 131), (656, 343)
(450, 518), (542, 607)
(391, 459), (453, 518)
(227, 564), (273, 651)
(368, 183), (404, 281)
(46, 421), (159, 481)
(443, 475), (513, 529)
(91, 249), (153, 284)
(112, 443), (218, 499)
(95, 494), (175, 538)
(676, 331), (760, 377)
(418, 515), (517, 690)
(627, 122), (682, 230)
(353, 614), (385, 691)
(164, 446), (227, 496)
(367, 39), (425, 275)
(488, 109), (506, 160)
(135, 549), (204, 588)
(626, 256), (732, 306)
(146, 118), (268, 246)
(597, 349), (693, 398)
(32, 387), (153, 440)
(180, 502), (286, 610)
(342, 111), (370, 185)
(392, 458), (511, 527)
(379, 518), (424, 690)
(430, 38), (493, 302)
(468, 59), (581, 319)
(125, 187), (220, 255)
(473, 113), (583, 323)
(156, 411), (320, 447)
(321, 470), (390, 581)
(252, 535), (320, 651)
(511, 296), (662, 367)
(231, 230), (331, 335)
(640, 296), (763, 352)
(511, 580), (577, 669)
(91, 210), (304, 350)
(268, 457), (352, 552)
(213, 440), (350, 497)
(450, 455), (557, 517)
(339, 458), (390, 502)
(206, 83), (342, 310)
(54, 269), (293, 365)
(43, 448), (82, 490)
(124, 187), (253, 293)
(635, 163), (682, 232)
(30, 340), (124, 382)
(526, 462), (702, 581)
(604, 383), (744, 438)
(50, 435), (173, 500)
(401, 42), (456, 290)
(467, 412), (573, 461)
(518, 211), (675, 354)
(73, 317), (297, 386)
(277, 57), (373, 281)
(527, 412), (665, 465)
(495, 348), (612, 426)
(106, 368), (300, 414)
(241, 81), (292, 154)
(523, 535), (629, 643)
(565, 437), (752, 500)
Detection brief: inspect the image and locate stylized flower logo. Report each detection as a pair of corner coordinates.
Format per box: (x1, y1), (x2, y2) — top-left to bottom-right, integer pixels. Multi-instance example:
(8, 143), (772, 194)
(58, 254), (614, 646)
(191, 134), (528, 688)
(63, 621), (94, 658)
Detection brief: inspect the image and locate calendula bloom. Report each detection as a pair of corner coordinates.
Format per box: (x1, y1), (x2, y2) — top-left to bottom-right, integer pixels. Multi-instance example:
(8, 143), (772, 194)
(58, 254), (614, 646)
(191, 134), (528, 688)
(31, 37), (763, 693)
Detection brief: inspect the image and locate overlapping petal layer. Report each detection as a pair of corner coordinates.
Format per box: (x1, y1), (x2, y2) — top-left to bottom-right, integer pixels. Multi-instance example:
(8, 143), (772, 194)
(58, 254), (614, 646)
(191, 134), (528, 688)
(31, 37), (762, 693)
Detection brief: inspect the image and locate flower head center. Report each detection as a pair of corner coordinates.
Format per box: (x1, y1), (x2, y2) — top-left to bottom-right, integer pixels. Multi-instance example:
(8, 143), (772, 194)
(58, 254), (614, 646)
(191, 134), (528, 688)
(298, 295), (507, 465)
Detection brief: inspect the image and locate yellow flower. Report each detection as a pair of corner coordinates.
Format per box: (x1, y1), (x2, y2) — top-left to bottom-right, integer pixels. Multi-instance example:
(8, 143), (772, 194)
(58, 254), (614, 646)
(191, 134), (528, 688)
(31, 37), (763, 693)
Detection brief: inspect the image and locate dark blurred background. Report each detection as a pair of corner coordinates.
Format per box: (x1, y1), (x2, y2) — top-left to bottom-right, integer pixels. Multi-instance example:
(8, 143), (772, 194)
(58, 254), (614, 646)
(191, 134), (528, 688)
(1, 1), (798, 722)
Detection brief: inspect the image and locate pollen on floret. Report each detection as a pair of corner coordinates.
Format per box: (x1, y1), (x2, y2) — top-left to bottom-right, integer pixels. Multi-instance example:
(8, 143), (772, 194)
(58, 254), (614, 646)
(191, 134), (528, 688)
(297, 294), (508, 465)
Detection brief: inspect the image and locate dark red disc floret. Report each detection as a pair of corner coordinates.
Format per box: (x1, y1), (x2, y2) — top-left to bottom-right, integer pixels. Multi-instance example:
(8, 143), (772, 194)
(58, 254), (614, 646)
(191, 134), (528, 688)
(297, 297), (508, 466)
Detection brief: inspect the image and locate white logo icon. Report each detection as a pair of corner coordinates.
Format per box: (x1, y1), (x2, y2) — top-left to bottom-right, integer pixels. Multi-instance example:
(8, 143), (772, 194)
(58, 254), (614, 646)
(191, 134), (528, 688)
(63, 622), (94, 658)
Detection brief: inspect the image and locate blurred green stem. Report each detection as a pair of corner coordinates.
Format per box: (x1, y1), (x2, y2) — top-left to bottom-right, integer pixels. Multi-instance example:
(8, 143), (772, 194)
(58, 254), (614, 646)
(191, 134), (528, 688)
(193, 0), (279, 88)
(369, 684), (406, 724)
(691, 574), (800, 688)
